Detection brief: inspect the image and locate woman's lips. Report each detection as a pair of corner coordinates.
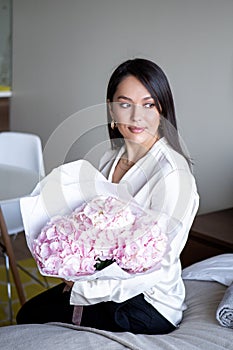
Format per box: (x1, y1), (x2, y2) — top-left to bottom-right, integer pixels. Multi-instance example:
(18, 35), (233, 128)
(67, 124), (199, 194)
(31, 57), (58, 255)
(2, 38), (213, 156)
(128, 126), (145, 134)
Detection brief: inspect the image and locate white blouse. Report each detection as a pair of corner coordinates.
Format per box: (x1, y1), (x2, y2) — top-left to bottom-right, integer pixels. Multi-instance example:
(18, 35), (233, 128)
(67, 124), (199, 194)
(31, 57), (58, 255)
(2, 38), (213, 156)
(70, 137), (199, 326)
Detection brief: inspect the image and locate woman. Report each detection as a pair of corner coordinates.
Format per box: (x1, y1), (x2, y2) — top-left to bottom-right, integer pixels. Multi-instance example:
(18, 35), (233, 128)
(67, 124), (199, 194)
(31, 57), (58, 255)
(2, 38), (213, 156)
(17, 58), (199, 335)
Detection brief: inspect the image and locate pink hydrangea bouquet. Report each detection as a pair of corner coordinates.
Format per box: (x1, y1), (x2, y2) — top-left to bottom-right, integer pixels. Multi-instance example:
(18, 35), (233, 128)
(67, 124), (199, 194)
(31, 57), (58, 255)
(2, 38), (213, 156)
(32, 196), (168, 280)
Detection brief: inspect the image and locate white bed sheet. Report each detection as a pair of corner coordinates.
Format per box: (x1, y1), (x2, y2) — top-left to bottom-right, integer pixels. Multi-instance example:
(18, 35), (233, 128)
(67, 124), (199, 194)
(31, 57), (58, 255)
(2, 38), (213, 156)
(1, 280), (232, 350)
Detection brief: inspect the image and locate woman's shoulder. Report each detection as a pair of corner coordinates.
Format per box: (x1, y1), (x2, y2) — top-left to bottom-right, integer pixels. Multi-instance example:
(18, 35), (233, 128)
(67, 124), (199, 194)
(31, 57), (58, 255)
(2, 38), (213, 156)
(98, 146), (122, 171)
(151, 137), (192, 174)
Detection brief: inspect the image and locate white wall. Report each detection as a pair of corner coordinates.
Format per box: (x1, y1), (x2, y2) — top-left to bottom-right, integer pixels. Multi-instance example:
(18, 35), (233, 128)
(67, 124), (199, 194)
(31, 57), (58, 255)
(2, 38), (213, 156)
(11, 0), (233, 214)
(0, 0), (11, 86)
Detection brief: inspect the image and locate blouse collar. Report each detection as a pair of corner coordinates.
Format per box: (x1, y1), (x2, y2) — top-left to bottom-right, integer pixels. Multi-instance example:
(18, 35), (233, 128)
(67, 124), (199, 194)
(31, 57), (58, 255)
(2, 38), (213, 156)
(108, 137), (166, 182)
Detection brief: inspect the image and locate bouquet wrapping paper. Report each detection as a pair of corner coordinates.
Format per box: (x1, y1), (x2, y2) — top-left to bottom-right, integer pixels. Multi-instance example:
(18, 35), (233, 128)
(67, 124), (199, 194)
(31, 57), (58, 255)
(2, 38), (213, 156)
(20, 160), (169, 281)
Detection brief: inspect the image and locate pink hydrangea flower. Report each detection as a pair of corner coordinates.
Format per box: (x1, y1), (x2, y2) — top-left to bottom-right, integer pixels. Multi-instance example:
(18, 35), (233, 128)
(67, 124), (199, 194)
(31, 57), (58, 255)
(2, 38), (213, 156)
(32, 196), (168, 279)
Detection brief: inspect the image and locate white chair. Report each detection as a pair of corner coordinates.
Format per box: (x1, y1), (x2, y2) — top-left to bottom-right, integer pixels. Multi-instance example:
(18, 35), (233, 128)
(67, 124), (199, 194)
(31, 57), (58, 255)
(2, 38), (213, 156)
(0, 131), (47, 323)
(0, 131), (45, 234)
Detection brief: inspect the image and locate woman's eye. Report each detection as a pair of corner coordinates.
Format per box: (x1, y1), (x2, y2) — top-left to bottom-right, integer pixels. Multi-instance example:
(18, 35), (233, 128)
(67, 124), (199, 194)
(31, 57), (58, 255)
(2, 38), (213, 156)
(144, 103), (155, 109)
(119, 102), (131, 109)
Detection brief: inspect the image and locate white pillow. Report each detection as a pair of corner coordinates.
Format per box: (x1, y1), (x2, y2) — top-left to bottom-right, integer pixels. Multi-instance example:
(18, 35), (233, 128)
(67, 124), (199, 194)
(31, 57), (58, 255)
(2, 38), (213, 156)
(182, 254), (233, 286)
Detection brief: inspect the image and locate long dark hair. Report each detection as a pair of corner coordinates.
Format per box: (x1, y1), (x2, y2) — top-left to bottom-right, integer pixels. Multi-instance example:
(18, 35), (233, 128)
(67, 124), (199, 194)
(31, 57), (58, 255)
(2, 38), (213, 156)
(106, 58), (191, 167)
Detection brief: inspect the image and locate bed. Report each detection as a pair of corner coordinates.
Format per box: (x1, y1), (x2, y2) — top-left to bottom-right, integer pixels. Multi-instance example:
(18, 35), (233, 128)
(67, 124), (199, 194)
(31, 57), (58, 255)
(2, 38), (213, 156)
(1, 254), (233, 350)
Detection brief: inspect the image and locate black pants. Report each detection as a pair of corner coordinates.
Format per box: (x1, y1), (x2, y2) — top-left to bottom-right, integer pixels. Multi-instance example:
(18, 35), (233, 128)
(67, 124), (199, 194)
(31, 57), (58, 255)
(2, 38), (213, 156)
(16, 283), (176, 335)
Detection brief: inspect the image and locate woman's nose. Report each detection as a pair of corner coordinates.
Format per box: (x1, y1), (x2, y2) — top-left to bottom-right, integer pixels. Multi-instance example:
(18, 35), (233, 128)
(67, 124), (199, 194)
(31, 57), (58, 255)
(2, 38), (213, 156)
(130, 104), (143, 122)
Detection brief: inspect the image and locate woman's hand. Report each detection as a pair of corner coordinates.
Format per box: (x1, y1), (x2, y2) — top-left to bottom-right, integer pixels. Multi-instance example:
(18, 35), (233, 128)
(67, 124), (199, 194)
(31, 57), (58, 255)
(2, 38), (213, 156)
(62, 279), (74, 288)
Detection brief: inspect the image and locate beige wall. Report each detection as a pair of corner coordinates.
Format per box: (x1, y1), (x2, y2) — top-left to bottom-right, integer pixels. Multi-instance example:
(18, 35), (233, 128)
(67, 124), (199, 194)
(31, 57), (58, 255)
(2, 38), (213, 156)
(11, 0), (233, 213)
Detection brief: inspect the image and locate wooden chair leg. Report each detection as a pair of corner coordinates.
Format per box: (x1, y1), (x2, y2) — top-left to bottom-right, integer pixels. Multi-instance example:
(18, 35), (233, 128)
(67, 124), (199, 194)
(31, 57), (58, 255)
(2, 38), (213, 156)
(0, 206), (26, 305)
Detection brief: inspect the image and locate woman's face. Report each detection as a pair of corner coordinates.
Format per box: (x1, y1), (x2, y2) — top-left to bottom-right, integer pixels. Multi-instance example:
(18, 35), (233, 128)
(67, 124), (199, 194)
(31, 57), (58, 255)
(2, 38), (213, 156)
(109, 75), (160, 149)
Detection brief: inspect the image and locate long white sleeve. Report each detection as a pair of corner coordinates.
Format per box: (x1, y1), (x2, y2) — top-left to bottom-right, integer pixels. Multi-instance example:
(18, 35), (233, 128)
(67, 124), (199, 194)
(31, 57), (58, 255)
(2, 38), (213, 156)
(70, 169), (198, 305)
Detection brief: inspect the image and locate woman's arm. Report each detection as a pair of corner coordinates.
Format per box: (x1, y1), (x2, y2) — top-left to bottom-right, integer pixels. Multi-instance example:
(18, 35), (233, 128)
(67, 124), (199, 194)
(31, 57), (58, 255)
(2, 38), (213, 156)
(70, 169), (199, 306)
